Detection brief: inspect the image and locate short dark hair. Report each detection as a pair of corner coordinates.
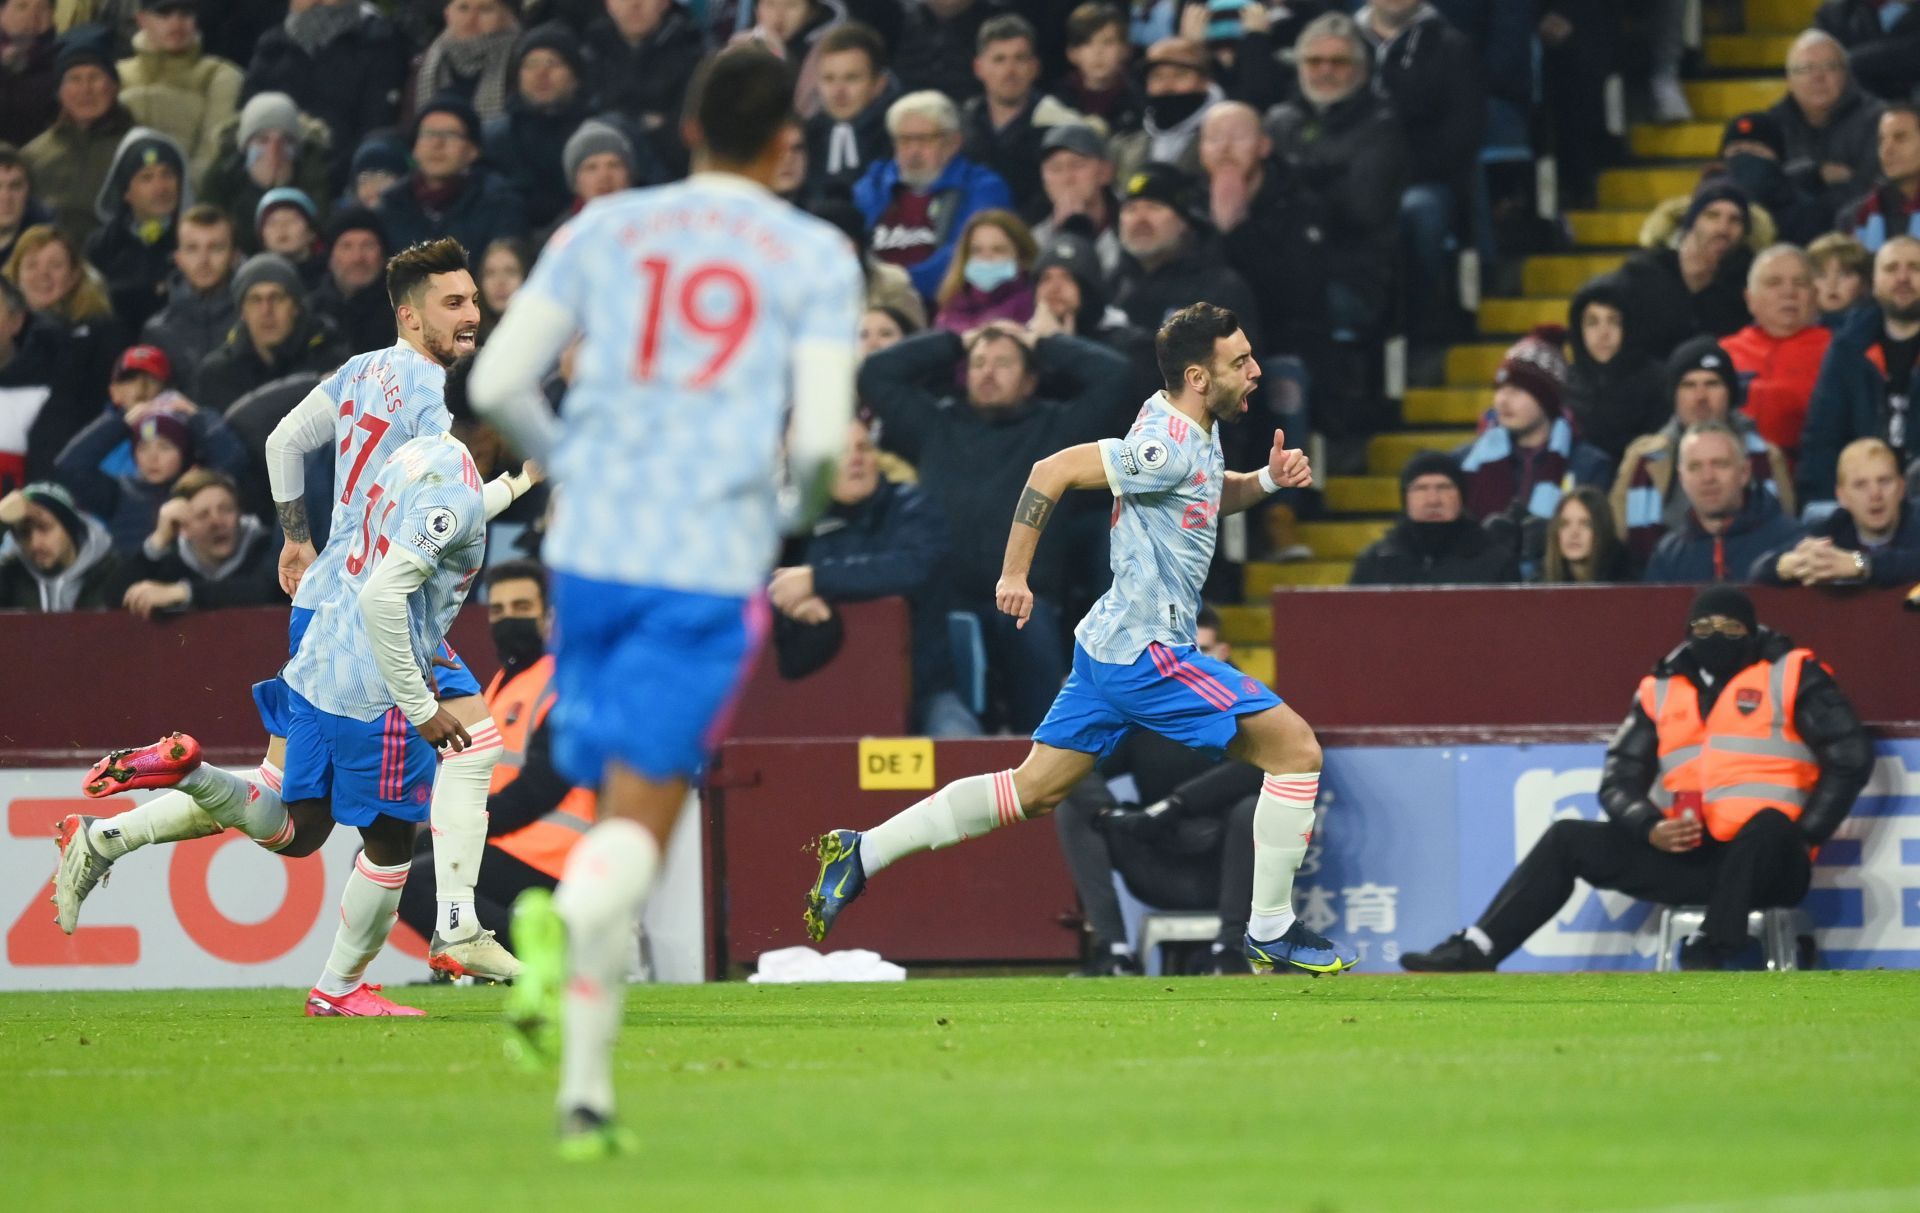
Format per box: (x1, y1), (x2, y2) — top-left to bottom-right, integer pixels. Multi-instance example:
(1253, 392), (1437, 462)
(0, 142), (27, 186)
(170, 467), (239, 505)
(1197, 602), (1223, 634)
(1155, 303), (1241, 391)
(179, 202), (233, 236)
(817, 21), (886, 72)
(487, 558), (548, 608)
(684, 45), (796, 165)
(978, 13), (1038, 55)
(966, 326), (1038, 377)
(1066, 2), (1126, 48)
(1884, 101), (1920, 128)
(386, 238), (470, 311)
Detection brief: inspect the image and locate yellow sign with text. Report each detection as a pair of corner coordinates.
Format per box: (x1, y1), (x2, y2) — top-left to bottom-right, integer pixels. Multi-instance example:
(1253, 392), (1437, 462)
(857, 737), (935, 790)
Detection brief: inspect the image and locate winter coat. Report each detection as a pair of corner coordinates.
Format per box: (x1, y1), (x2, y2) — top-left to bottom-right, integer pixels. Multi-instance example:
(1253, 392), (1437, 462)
(1798, 307), (1909, 502)
(1768, 85), (1885, 225)
(857, 331), (1133, 600)
(1566, 274), (1669, 463)
(20, 104), (136, 245)
(1110, 236), (1264, 356)
(854, 152), (1014, 301)
(1838, 179), (1920, 253)
(0, 28), (59, 146)
(374, 169), (528, 263)
(1264, 88), (1410, 325)
(1611, 413), (1794, 562)
(241, 9), (408, 190)
(804, 477), (959, 705)
(0, 514), (121, 610)
(310, 276), (396, 357)
(138, 272), (236, 394)
(1052, 69), (1144, 138)
(1814, 0), (1920, 99)
(802, 83), (896, 205)
(116, 31), (243, 187)
(1109, 85), (1218, 186)
(0, 312), (79, 494)
(1642, 487), (1800, 584)
(1638, 194), (1778, 253)
(480, 93), (600, 231)
(1358, 3), (1484, 189)
(54, 405), (250, 552)
(1610, 245), (1755, 361)
(1348, 516), (1518, 585)
(84, 216), (175, 334)
(581, 6), (708, 178)
(960, 92), (1093, 213)
(1721, 323), (1833, 457)
(194, 309), (350, 414)
(933, 277), (1037, 336)
(892, 0), (991, 102)
(1752, 499), (1920, 588)
(110, 512), (283, 611)
(221, 371), (331, 530)
(199, 108), (335, 255)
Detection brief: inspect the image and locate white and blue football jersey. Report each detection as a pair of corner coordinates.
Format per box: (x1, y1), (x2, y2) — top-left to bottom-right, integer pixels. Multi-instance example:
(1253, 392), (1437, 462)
(1075, 394), (1226, 664)
(516, 174), (863, 596)
(293, 342), (454, 611)
(284, 434), (487, 722)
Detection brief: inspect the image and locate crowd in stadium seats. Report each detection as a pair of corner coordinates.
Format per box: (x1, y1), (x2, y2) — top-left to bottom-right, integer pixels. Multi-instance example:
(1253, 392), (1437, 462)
(1, 0), (1918, 736)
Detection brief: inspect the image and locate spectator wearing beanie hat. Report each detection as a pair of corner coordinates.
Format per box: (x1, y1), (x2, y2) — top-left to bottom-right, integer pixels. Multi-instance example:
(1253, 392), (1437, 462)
(0, 480), (123, 610)
(84, 125), (191, 331)
(22, 24), (137, 246)
(342, 130), (408, 211)
(1457, 326), (1613, 577)
(561, 119), (639, 209)
(116, 0), (246, 188)
(1350, 450), (1518, 585)
(53, 386), (249, 552)
(1616, 177), (1757, 360)
(483, 21), (612, 230)
(311, 205), (393, 351)
(193, 251), (348, 412)
(375, 91), (527, 257)
(89, 343), (175, 481)
(0, 0), (60, 147)
(238, 0), (409, 192)
(255, 185), (324, 287)
(1715, 110), (1834, 246)
(1611, 333), (1795, 563)
(202, 91), (333, 255)
(1030, 223), (1154, 393)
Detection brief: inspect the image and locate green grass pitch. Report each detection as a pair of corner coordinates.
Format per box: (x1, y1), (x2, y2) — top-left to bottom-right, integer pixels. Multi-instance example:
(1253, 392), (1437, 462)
(4, 974), (1919, 1212)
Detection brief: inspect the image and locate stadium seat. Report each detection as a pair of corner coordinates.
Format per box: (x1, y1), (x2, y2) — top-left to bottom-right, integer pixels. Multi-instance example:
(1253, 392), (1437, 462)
(1652, 906), (1814, 972)
(947, 612), (988, 718)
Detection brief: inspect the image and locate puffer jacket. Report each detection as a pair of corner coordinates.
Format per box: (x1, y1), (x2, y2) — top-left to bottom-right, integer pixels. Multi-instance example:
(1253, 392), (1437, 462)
(116, 31), (243, 186)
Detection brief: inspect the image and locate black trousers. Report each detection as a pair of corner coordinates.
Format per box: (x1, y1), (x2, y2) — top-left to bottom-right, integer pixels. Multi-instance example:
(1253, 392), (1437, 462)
(1053, 793), (1256, 949)
(1477, 808), (1813, 961)
(396, 832), (558, 955)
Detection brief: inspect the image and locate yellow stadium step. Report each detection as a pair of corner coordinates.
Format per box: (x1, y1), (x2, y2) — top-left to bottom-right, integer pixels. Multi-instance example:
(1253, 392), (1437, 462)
(1296, 520), (1391, 559)
(1479, 296), (1569, 334)
(1566, 210), (1646, 248)
(1522, 253), (1628, 297)
(1446, 342), (1511, 386)
(1704, 33), (1798, 71)
(1685, 79), (1784, 121)
(1324, 475), (1401, 514)
(1744, 0), (1822, 34)
(1629, 122), (1722, 159)
(1597, 165), (1708, 209)
(1211, 603), (1271, 646)
(1368, 430), (1473, 476)
(1404, 387), (1485, 426)
(1238, 645), (1276, 688)
(1246, 561), (1355, 594)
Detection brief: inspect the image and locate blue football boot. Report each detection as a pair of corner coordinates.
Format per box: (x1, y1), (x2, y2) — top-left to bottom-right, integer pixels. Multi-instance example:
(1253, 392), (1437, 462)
(1245, 921), (1358, 975)
(803, 829), (866, 943)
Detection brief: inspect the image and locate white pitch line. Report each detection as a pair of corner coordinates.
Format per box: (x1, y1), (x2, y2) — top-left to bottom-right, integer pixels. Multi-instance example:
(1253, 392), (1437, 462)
(1607, 1187), (1920, 1213)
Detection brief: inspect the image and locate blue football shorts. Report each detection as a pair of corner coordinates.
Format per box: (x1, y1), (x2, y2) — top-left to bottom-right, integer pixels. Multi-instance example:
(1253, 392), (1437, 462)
(1033, 641), (1283, 761)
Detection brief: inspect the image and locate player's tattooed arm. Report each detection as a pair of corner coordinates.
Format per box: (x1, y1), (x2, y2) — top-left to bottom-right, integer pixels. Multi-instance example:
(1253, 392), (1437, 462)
(276, 498), (311, 545)
(1014, 486), (1056, 531)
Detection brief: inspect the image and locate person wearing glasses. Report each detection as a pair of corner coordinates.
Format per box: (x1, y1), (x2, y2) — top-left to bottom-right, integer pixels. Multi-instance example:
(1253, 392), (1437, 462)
(1401, 585), (1871, 972)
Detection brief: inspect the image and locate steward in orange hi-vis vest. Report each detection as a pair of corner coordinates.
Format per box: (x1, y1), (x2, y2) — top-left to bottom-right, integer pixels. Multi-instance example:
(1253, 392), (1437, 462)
(485, 656), (596, 879)
(1400, 587), (1871, 974)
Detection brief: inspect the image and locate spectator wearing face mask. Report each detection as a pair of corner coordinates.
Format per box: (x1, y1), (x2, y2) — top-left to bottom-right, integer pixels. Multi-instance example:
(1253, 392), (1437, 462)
(1109, 36), (1218, 186)
(1710, 111), (1834, 247)
(1348, 450), (1516, 586)
(201, 91), (333, 255)
(932, 208), (1036, 335)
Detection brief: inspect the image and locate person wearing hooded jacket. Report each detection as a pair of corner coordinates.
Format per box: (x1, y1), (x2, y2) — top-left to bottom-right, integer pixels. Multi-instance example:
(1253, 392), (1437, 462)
(200, 92), (334, 255)
(1349, 450), (1516, 585)
(1406, 587), (1871, 972)
(1614, 178), (1757, 361)
(0, 480), (122, 610)
(83, 125), (188, 331)
(1565, 273), (1667, 464)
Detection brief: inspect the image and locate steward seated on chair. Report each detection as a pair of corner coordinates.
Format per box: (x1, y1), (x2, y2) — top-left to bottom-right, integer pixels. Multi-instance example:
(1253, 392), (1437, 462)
(1402, 586), (1871, 973)
(1052, 607), (1261, 976)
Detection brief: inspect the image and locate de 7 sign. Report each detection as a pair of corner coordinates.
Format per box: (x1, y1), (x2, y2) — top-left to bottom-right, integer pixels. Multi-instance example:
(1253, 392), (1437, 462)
(3, 770), (425, 992)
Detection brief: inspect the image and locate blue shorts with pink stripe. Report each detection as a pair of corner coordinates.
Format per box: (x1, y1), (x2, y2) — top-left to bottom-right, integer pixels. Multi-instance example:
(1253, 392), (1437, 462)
(1033, 641), (1282, 761)
(281, 687), (437, 827)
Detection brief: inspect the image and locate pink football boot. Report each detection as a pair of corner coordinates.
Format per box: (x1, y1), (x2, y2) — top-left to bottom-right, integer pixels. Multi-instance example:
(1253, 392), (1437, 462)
(304, 984), (427, 1018)
(83, 733), (202, 798)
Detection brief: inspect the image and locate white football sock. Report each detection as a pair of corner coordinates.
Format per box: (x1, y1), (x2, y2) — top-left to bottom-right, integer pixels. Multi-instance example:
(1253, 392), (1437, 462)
(1464, 926), (1494, 955)
(553, 818), (660, 1117)
(431, 720), (501, 941)
(178, 763), (294, 851)
(857, 771), (1022, 877)
(1248, 771), (1319, 940)
(89, 790), (222, 860)
(315, 853), (410, 997)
